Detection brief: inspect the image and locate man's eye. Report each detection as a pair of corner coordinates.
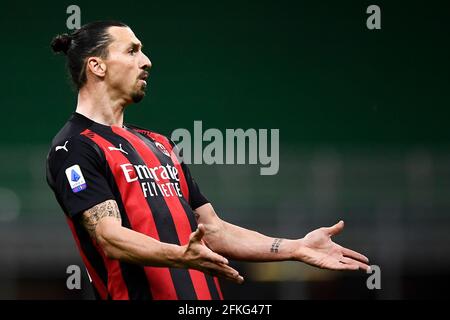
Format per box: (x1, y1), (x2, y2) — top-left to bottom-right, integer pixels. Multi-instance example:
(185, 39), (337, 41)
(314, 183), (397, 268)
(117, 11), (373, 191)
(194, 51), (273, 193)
(129, 49), (136, 55)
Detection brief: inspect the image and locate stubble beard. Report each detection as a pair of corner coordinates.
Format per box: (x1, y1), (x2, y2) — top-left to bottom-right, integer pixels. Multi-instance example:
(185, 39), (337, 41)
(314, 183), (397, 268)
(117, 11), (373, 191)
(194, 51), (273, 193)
(131, 82), (147, 103)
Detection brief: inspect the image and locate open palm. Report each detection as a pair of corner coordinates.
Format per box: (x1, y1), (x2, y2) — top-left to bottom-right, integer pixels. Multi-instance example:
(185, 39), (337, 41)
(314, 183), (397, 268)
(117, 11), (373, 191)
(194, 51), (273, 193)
(298, 221), (370, 271)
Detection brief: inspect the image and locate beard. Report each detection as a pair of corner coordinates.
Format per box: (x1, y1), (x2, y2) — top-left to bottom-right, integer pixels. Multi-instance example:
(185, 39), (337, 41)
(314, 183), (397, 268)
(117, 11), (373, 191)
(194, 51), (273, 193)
(131, 90), (145, 103)
(131, 81), (147, 103)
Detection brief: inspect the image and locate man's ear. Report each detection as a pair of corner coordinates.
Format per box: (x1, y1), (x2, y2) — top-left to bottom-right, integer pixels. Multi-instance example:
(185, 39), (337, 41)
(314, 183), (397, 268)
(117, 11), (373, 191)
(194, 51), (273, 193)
(86, 57), (107, 78)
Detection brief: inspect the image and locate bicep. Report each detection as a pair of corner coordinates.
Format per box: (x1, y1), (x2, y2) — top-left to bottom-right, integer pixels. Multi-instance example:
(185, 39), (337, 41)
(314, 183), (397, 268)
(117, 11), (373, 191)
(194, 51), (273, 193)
(81, 199), (122, 240)
(194, 203), (221, 226)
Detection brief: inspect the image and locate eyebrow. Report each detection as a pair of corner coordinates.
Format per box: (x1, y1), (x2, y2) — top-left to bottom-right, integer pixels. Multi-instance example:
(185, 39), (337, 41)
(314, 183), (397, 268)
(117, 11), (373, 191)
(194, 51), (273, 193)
(129, 42), (142, 50)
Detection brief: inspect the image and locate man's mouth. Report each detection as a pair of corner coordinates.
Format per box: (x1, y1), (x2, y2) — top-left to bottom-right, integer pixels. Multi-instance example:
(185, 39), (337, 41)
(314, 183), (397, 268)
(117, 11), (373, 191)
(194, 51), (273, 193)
(138, 71), (149, 85)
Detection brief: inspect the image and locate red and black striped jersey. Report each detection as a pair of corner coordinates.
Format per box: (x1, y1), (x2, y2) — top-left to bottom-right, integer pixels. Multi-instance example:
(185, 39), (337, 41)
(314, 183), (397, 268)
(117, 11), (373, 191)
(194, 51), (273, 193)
(46, 112), (223, 300)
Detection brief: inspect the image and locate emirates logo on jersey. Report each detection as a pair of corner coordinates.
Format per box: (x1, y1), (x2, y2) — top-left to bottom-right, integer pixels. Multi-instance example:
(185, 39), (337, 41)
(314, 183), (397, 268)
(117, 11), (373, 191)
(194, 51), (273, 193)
(155, 142), (171, 157)
(120, 163), (182, 198)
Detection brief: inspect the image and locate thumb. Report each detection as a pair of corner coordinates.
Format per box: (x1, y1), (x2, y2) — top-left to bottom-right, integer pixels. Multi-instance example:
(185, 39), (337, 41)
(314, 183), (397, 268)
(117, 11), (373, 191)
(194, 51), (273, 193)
(326, 220), (344, 236)
(190, 224), (205, 243)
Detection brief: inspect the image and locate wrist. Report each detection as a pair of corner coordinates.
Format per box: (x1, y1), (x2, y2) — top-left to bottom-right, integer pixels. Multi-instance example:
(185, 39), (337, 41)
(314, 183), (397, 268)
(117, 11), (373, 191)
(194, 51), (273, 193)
(285, 238), (305, 261)
(167, 244), (187, 268)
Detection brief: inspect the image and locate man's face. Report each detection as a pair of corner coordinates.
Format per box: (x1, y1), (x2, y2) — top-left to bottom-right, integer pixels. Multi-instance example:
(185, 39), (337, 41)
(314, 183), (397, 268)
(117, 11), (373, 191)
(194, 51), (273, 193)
(103, 26), (151, 103)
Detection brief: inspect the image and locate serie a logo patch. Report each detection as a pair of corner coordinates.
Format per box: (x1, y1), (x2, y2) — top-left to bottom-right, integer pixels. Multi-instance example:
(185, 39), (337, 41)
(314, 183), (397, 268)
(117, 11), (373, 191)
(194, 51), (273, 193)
(65, 164), (87, 193)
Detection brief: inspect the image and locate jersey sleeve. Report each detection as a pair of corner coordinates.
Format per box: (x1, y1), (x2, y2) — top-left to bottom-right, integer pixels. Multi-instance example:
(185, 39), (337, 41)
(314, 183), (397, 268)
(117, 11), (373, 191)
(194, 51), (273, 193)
(47, 136), (115, 219)
(180, 161), (210, 210)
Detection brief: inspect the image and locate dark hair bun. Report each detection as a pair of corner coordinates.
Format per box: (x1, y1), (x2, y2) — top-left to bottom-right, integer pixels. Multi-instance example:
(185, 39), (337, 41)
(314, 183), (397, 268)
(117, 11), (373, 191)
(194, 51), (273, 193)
(51, 33), (72, 54)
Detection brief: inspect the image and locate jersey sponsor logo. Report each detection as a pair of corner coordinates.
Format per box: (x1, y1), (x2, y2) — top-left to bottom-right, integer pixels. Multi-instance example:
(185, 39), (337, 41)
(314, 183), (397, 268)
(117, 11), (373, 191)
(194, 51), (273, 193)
(55, 140), (69, 152)
(119, 163), (182, 198)
(155, 142), (171, 157)
(108, 144), (128, 155)
(65, 165), (87, 193)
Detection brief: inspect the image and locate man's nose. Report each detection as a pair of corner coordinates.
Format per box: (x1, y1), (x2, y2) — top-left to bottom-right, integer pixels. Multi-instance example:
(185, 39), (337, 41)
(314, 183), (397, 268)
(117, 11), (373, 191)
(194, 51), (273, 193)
(140, 52), (152, 70)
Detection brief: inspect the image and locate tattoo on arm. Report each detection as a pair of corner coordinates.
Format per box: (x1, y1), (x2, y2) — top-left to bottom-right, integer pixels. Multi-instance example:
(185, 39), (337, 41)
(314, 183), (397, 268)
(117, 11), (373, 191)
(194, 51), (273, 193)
(271, 238), (282, 253)
(82, 200), (121, 240)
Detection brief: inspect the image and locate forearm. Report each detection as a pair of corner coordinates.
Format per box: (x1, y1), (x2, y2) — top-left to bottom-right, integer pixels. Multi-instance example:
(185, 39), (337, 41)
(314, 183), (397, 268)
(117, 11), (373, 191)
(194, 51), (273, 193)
(96, 220), (184, 267)
(82, 200), (244, 283)
(205, 219), (301, 262)
(82, 200), (184, 268)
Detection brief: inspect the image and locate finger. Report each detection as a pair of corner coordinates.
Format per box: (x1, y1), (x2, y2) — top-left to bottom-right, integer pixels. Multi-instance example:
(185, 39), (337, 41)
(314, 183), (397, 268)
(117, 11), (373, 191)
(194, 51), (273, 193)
(209, 271), (244, 284)
(190, 224), (205, 243)
(326, 220), (344, 236)
(340, 257), (370, 271)
(339, 263), (359, 271)
(207, 262), (239, 277)
(220, 271), (244, 284)
(202, 262), (244, 284)
(205, 250), (229, 265)
(333, 261), (359, 271)
(342, 247), (369, 264)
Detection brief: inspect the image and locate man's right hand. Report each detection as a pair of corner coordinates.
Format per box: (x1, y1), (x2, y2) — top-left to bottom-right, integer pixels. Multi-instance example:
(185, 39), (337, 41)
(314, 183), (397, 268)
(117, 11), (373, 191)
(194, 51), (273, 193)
(81, 200), (244, 283)
(181, 224), (244, 284)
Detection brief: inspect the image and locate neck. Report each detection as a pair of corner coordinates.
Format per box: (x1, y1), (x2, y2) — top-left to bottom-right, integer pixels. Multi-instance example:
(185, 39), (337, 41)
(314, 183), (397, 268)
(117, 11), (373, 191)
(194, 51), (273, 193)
(75, 84), (129, 127)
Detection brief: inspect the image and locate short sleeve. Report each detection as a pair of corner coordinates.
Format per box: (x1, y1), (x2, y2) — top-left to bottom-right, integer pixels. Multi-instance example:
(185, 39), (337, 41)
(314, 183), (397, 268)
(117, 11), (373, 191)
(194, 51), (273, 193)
(47, 137), (115, 219)
(180, 161), (210, 210)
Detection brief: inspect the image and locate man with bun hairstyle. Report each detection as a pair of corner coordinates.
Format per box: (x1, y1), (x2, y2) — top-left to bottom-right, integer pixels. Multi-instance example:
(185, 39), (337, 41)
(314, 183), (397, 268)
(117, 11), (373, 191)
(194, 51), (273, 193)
(46, 21), (370, 300)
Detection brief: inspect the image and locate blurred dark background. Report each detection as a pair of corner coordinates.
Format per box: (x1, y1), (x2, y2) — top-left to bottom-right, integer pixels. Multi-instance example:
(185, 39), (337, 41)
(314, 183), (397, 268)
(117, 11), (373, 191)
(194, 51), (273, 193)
(0, 0), (449, 299)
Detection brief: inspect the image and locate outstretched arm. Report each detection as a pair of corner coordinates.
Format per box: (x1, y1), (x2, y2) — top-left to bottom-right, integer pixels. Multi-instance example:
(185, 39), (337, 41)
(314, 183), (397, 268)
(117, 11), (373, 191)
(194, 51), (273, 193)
(81, 199), (244, 283)
(195, 203), (370, 271)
